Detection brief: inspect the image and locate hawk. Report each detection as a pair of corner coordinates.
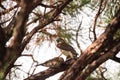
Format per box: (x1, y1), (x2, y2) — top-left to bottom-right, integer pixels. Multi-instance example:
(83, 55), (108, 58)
(56, 38), (78, 60)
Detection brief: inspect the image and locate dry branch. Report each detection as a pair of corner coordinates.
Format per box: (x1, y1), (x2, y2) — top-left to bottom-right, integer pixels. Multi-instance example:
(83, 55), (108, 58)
(21, 0), (73, 50)
(93, 0), (107, 41)
(25, 59), (75, 80)
(76, 42), (120, 80)
(25, 5), (120, 80)
(0, 4), (18, 16)
(75, 18), (83, 54)
(111, 56), (120, 63)
(0, 0), (73, 80)
(59, 8), (120, 80)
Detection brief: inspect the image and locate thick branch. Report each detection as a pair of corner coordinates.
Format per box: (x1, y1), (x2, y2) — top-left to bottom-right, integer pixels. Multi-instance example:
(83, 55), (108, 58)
(25, 59), (75, 80)
(21, 0), (73, 50)
(0, 4), (18, 16)
(1, 0), (38, 79)
(75, 42), (120, 80)
(111, 56), (120, 63)
(60, 8), (120, 80)
(0, 25), (6, 66)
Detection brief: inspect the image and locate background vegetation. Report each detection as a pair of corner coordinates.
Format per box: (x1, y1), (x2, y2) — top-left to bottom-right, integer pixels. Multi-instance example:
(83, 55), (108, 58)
(0, 0), (120, 80)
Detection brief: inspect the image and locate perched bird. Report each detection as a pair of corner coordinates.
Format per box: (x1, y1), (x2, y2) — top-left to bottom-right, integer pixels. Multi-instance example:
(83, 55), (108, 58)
(36, 57), (64, 68)
(56, 38), (78, 60)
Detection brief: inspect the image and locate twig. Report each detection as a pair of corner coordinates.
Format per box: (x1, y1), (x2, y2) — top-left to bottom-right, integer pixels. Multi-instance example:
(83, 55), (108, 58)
(111, 56), (120, 63)
(59, 9), (120, 80)
(75, 17), (83, 54)
(21, 54), (38, 63)
(38, 3), (57, 8)
(88, 27), (93, 42)
(0, 4), (18, 16)
(99, 66), (107, 80)
(93, 0), (107, 41)
(28, 62), (34, 77)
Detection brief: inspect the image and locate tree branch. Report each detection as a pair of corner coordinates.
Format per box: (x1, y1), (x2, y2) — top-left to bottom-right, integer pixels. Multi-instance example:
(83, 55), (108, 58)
(75, 17), (83, 54)
(1, 0), (38, 79)
(0, 4), (18, 16)
(0, 25), (6, 66)
(25, 59), (75, 80)
(111, 56), (120, 63)
(75, 42), (120, 80)
(21, 0), (73, 50)
(59, 8), (120, 80)
(93, 0), (107, 41)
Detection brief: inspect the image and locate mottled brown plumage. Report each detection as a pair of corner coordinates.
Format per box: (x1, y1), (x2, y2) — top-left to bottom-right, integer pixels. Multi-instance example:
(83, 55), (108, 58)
(56, 38), (78, 59)
(36, 57), (64, 68)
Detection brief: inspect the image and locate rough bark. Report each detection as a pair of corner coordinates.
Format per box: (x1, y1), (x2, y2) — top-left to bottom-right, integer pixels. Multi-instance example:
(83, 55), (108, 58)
(75, 42), (120, 80)
(0, 0), (36, 79)
(0, 0), (120, 80)
(24, 8), (120, 80)
(0, 25), (6, 65)
(0, 0), (73, 80)
(60, 8), (120, 80)
(25, 59), (75, 80)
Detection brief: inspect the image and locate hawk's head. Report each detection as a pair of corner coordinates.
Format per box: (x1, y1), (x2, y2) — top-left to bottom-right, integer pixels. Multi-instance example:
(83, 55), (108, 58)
(56, 38), (65, 44)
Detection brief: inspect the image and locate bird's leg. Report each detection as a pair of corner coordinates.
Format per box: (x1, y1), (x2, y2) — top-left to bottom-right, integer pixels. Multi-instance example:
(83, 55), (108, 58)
(66, 56), (71, 60)
(58, 53), (62, 57)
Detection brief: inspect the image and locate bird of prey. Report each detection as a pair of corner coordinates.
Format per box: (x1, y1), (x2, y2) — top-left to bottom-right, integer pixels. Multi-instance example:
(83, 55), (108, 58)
(56, 38), (78, 60)
(36, 57), (64, 68)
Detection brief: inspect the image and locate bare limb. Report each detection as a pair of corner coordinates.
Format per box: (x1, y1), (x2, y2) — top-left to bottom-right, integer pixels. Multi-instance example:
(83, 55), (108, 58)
(0, 4), (18, 16)
(99, 66), (107, 80)
(111, 56), (120, 63)
(25, 59), (75, 80)
(75, 42), (120, 80)
(75, 17), (83, 54)
(38, 2), (57, 8)
(0, 25), (6, 65)
(88, 26), (93, 42)
(21, 54), (38, 63)
(93, 0), (107, 41)
(1, 1), (39, 79)
(59, 8), (120, 80)
(21, 0), (73, 50)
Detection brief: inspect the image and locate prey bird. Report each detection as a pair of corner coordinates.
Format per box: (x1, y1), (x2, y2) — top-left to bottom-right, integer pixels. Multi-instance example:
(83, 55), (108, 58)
(36, 57), (64, 68)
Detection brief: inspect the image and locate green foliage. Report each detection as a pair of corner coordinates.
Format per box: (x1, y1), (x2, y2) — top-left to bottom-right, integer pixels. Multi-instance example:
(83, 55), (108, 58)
(86, 75), (102, 80)
(113, 29), (120, 40)
(0, 72), (3, 80)
(104, 1), (120, 23)
(57, 26), (73, 39)
(57, 26), (74, 44)
(63, 0), (91, 16)
(117, 71), (120, 77)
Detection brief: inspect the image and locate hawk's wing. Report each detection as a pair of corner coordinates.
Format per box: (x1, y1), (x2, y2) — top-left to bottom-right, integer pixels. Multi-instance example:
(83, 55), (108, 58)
(57, 42), (78, 56)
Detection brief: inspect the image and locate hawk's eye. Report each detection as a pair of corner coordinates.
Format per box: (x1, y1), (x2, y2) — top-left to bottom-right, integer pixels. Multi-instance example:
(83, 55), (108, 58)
(56, 38), (64, 43)
(56, 39), (60, 42)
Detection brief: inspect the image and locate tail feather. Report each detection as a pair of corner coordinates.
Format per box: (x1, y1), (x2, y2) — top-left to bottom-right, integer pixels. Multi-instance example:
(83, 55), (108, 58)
(36, 63), (45, 66)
